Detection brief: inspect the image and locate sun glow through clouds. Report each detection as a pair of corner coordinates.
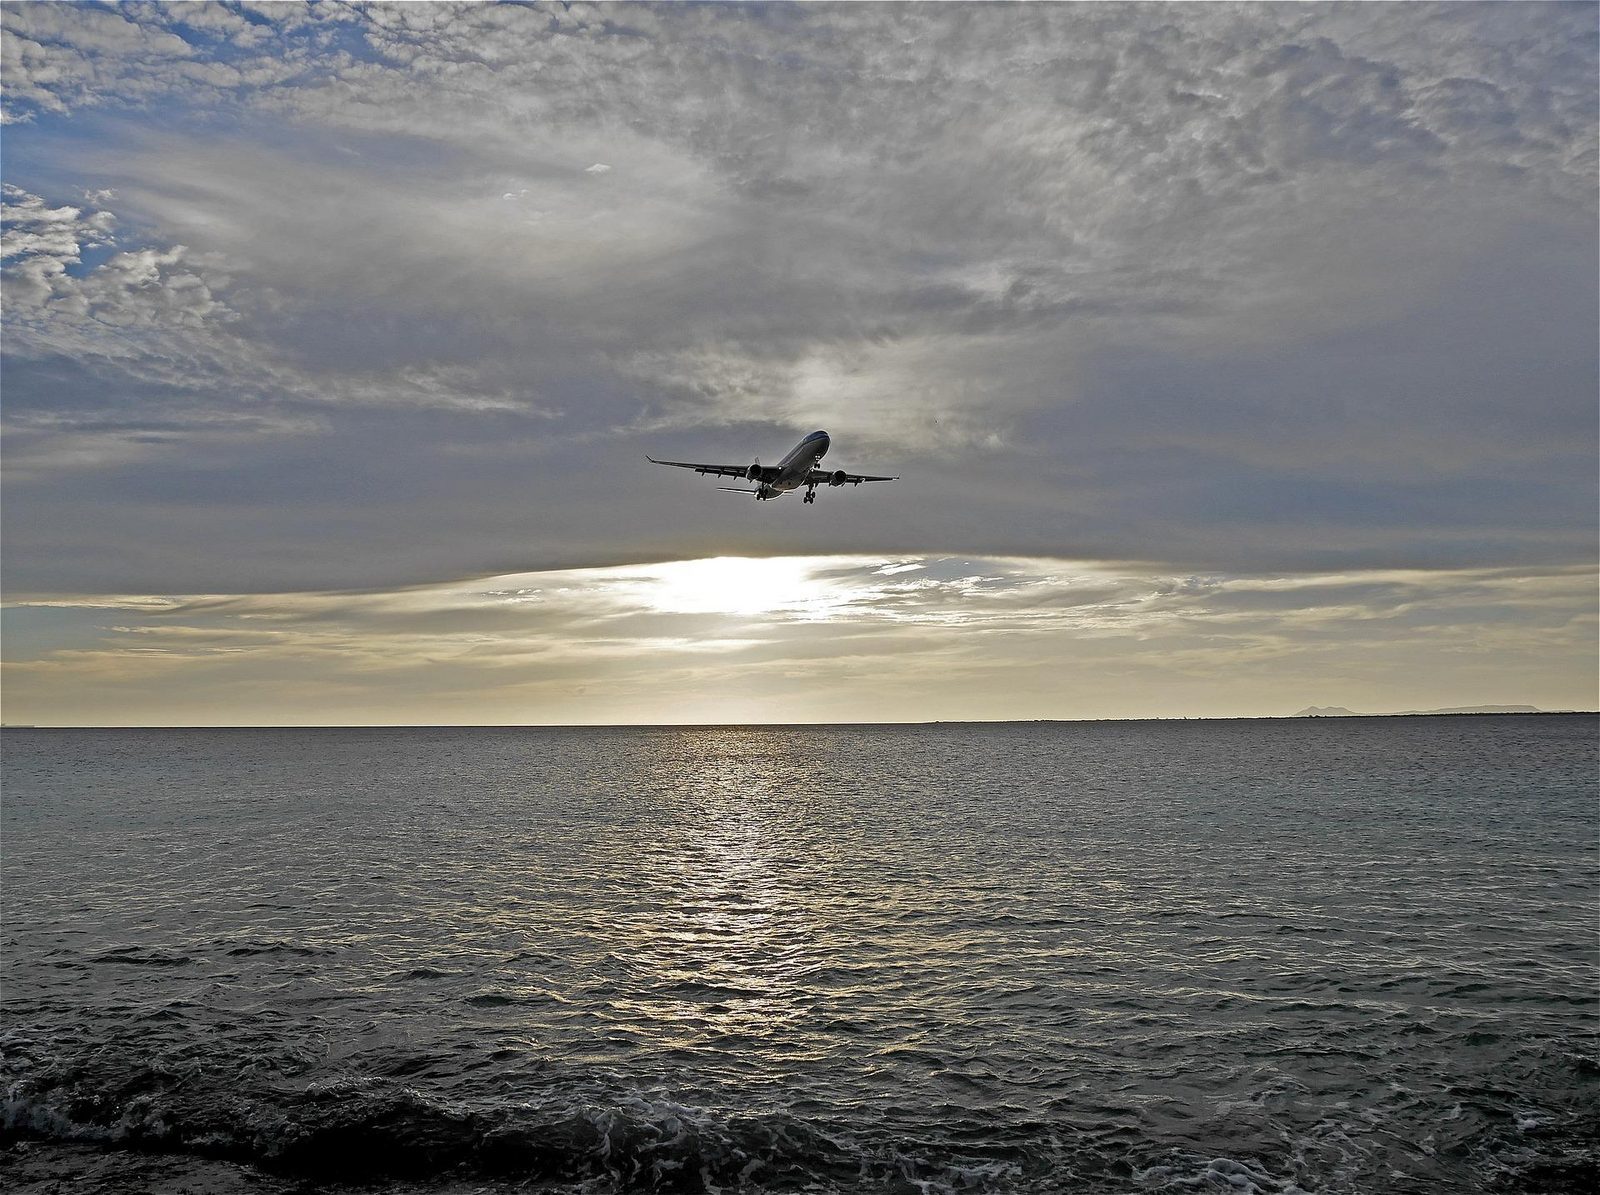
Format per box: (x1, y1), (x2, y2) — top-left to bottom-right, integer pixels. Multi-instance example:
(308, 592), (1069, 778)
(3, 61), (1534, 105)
(5, 555), (1590, 726)
(638, 557), (849, 619)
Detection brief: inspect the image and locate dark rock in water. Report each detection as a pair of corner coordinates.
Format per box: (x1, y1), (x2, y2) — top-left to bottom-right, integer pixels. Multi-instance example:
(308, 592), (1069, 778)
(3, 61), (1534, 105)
(0, 1140), (294, 1195)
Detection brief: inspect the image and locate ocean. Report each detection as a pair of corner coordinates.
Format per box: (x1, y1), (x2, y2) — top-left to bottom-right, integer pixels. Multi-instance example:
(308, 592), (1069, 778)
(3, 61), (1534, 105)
(2, 716), (1595, 1193)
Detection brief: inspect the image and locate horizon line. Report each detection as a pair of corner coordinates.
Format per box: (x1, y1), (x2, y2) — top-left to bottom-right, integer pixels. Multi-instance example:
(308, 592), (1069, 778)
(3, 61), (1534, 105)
(2, 711), (1591, 731)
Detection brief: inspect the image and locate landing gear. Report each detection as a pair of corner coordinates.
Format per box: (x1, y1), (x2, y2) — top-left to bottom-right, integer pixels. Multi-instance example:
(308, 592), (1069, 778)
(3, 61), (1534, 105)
(803, 487), (817, 504)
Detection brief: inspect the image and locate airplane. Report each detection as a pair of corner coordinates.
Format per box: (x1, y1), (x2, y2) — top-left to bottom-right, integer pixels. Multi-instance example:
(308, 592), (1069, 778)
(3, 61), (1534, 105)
(648, 430), (897, 504)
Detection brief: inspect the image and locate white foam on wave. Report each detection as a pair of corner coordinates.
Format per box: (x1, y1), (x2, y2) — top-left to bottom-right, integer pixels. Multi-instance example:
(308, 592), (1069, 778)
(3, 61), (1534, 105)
(1133, 1154), (1313, 1195)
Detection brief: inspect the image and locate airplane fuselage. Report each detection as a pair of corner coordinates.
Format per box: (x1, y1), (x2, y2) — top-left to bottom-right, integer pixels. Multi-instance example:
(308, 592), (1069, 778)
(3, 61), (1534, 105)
(752, 430), (831, 499)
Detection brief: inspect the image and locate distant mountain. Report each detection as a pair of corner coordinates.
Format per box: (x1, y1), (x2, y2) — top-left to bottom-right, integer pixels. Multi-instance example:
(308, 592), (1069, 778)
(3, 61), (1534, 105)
(1294, 705), (1542, 717)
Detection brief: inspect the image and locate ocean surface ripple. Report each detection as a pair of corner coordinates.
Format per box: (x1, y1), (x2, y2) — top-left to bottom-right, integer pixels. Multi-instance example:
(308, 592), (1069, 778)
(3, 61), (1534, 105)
(2, 716), (1595, 1193)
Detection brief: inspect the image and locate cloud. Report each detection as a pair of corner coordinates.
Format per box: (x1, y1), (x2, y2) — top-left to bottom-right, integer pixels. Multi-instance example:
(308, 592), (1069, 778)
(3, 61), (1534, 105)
(4, 556), (1593, 725)
(0, 182), (116, 263)
(0, 1), (349, 122)
(0, 2), (1593, 628)
(2, 183), (234, 341)
(1, 3), (193, 120)
(1, 176), (560, 481)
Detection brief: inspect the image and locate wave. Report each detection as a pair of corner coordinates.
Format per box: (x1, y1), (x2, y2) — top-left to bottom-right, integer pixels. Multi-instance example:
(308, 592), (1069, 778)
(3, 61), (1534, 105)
(224, 942), (334, 958)
(3, 1035), (1595, 1194)
(84, 948), (194, 968)
(0, 1064), (1012, 1192)
(8, 1073), (1594, 1194)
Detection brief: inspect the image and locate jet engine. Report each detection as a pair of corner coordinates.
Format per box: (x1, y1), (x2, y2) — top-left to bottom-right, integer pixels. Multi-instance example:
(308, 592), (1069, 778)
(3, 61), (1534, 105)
(829, 470), (848, 487)
(747, 462), (763, 482)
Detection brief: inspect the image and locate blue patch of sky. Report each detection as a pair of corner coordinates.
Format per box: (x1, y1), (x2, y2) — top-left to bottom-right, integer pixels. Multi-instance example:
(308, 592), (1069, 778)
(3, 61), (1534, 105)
(62, 245), (117, 279)
(2, 94), (487, 263)
(0, 116), (123, 266)
(159, 1), (273, 44)
(149, 1), (397, 70)
(2, 108), (122, 179)
(315, 6), (413, 66)
(2, 104), (230, 234)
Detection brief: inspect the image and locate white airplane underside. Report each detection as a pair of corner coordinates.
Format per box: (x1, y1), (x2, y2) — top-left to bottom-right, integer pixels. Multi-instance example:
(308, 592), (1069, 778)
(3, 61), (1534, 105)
(647, 430), (897, 504)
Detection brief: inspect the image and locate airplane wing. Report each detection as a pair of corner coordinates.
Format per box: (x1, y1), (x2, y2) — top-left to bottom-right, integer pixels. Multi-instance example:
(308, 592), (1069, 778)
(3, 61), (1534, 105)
(806, 468), (899, 485)
(647, 456), (754, 479)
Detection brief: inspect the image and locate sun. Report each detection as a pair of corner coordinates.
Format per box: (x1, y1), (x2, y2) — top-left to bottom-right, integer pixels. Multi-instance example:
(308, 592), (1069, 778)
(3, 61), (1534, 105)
(644, 556), (830, 617)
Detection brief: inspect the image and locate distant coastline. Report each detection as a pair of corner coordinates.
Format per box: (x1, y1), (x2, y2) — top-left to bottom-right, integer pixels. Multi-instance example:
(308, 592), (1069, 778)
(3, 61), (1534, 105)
(1292, 704), (1548, 717)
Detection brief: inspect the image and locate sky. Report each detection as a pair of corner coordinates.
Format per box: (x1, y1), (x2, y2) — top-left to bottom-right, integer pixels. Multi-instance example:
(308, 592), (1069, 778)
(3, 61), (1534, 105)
(2, 0), (1596, 725)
